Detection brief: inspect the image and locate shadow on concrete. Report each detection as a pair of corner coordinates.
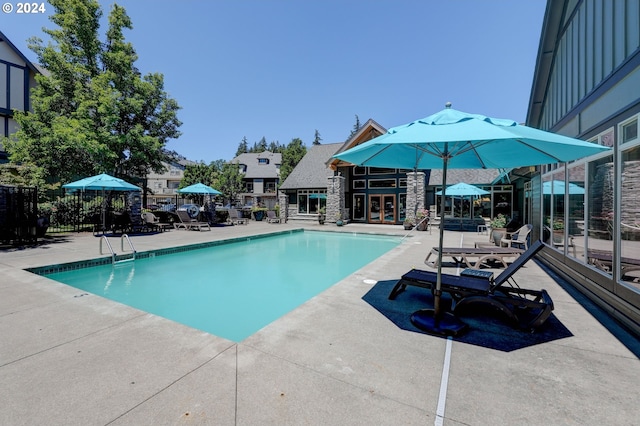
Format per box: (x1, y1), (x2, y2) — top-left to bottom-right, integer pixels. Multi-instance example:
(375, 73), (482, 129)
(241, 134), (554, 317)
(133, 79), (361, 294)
(0, 234), (76, 251)
(363, 279), (573, 352)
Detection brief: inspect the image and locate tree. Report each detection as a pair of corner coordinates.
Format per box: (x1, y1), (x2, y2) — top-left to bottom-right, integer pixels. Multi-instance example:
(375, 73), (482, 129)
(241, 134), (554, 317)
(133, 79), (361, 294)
(279, 138), (307, 183)
(181, 163), (215, 189)
(6, 0), (181, 184)
(313, 130), (322, 145)
(235, 137), (249, 157)
(348, 114), (361, 140)
(217, 161), (245, 205)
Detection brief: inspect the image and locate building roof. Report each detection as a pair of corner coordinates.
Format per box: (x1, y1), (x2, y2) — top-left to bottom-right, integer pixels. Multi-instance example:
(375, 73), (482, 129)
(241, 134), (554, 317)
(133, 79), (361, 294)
(427, 168), (502, 186)
(0, 30), (40, 74)
(279, 143), (340, 190)
(231, 151), (282, 179)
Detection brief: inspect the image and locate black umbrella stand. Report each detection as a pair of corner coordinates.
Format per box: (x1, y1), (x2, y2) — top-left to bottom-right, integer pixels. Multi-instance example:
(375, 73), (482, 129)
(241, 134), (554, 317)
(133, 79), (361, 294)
(410, 147), (469, 336)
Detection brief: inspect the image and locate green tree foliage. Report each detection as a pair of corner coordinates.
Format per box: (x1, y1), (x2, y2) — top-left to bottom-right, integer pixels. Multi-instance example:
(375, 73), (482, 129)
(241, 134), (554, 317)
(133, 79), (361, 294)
(313, 129), (322, 145)
(348, 114), (361, 140)
(181, 163), (215, 189)
(235, 137), (249, 156)
(279, 138), (307, 183)
(6, 0), (181, 184)
(217, 161), (245, 205)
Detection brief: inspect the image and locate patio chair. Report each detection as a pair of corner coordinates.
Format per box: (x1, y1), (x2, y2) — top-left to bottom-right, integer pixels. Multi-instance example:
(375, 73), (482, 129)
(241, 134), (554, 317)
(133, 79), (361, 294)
(266, 210), (280, 223)
(143, 212), (172, 232)
(228, 208), (247, 225)
(500, 224), (533, 250)
(388, 240), (553, 331)
(175, 210), (211, 231)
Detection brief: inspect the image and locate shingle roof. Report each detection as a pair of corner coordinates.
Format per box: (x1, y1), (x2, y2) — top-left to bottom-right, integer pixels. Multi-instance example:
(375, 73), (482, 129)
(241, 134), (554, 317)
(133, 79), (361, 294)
(427, 168), (501, 186)
(231, 151), (282, 179)
(279, 144), (340, 189)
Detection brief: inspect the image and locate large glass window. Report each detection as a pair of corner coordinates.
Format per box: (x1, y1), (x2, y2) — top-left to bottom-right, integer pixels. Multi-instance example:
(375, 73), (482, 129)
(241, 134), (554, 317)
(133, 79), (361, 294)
(297, 191), (326, 215)
(620, 145), (640, 290)
(586, 154), (614, 278)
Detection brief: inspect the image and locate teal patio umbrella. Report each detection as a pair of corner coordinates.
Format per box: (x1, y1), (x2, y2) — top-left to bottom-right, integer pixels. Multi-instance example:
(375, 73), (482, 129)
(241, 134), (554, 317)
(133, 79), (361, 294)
(63, 173), (141, 232)
(543, 180), (585, 195)
(62, 173), (140, 192)
(177, 182), (221, 195)
(436, 182), (490, 218)
(334, 103), (611, 336)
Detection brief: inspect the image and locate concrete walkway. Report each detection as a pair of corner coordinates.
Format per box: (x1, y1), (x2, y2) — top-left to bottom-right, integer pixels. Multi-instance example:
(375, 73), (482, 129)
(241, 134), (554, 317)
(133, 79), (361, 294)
(1, 221), (639, 425)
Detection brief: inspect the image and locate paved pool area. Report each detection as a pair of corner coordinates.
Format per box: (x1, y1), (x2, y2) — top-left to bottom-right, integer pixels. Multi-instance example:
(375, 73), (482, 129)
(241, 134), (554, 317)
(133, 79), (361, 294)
(1, 221), (639, 425)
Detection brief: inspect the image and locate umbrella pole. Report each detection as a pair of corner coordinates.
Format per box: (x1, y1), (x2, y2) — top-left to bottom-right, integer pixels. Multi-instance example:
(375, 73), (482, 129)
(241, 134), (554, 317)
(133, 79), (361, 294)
(411, 149), (469, 336)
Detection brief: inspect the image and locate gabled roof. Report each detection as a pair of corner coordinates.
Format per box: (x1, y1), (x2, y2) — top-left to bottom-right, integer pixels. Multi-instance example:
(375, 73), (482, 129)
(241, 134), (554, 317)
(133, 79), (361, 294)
(231, 151), (282, 179)
(0, 31), (40, 74)
(280, 143), (340, 190)
(328, 118), (387, 169)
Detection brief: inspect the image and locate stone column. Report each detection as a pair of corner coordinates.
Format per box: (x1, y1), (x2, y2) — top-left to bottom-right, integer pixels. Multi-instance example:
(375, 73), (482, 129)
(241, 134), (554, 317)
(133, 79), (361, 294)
(405, 171), (425, 222)
(278, 193), (289, 223)
(326, 175), (346, 223)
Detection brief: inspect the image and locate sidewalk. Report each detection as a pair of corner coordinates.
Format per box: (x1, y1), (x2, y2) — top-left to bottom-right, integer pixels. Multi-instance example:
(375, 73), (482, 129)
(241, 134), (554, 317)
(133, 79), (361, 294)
(1, 222), (639, 425)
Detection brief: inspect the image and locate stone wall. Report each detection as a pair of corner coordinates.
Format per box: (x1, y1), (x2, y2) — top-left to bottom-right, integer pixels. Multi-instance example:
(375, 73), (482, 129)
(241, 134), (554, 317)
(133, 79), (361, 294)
(326, 175), (346, 223)
(405, 171), (425, 222)
(278, 193), (289, 223)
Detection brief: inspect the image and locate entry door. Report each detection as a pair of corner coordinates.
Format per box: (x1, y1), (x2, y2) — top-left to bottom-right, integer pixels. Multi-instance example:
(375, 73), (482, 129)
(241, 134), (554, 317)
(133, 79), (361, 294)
(369, 194), (396, 224)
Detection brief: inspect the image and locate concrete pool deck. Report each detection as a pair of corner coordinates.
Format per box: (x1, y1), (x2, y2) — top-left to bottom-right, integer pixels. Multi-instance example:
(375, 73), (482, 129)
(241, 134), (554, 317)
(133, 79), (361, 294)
(1, 221), (639, 425)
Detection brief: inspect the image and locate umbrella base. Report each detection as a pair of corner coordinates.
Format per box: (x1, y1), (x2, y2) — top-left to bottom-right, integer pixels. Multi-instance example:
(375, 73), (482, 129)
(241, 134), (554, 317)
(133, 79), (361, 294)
(410, 309), (469, 337)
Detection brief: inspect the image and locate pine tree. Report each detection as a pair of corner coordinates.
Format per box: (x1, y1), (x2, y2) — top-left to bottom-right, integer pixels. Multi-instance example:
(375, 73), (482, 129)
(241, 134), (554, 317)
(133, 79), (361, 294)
(313, 130), (322, 145)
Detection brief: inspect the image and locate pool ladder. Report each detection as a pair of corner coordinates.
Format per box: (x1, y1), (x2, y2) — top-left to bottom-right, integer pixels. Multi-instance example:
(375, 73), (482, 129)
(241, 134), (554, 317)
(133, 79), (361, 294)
(100, 234), (136, 264)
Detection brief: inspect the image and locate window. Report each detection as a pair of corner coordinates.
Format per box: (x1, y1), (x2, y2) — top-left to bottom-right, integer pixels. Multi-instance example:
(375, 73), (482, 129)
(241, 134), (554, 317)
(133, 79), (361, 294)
(353, 166), (366, 175)
(368, 167), (395, 175)
(258, 158), (269, 164)
(353, 180), (366, 189)
(368, 179), (396, 188)
(621, 118), (638, 144)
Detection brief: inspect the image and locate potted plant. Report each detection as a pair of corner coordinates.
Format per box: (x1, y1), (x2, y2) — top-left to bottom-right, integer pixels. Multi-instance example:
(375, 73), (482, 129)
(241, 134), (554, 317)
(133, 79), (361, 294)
(489, 213), (508, 245)
(415, 209), (429, 231)
(251, 206), (268, 221)
(318, 207), (326, 225)
(335, 211), (344, 226)
(403, 218), (414, 230)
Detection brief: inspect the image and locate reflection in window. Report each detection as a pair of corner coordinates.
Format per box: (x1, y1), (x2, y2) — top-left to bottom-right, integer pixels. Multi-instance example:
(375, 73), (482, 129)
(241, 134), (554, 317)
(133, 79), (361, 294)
(587, 155), (614, 278)
(620, 146), (640, 290)
(368, 167), (395, 174)
(353, 180), (366, 189)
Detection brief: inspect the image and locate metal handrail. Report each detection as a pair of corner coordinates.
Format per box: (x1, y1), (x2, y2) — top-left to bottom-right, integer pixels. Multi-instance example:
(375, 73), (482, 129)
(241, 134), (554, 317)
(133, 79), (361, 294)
(99, 235), (116, 264)
(99, 234), (136, 264)
(401, 216), (430, 241)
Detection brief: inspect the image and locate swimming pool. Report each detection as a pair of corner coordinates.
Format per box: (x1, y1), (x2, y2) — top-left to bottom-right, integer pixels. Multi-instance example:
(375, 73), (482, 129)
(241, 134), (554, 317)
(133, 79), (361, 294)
(40, 231), (400, 341)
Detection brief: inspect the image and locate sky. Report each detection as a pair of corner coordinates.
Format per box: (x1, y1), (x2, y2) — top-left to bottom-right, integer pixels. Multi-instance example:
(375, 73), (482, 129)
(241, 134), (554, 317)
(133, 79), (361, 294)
(2, 0), (548, 163)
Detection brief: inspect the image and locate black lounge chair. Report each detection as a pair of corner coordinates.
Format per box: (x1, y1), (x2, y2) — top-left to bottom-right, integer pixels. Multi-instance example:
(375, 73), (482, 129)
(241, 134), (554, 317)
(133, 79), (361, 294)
(389, 240), (553, 331)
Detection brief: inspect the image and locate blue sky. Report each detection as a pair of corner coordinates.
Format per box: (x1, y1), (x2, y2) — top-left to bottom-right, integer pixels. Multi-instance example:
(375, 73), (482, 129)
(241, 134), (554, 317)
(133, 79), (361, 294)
(3, 0), (547, 163)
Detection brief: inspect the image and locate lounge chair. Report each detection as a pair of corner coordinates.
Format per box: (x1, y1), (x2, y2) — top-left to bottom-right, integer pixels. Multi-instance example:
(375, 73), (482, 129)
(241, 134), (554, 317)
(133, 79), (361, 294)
(389, 240), (553, 331)
(175, 210), (210, 231)
(266, 210), (280, 223)
(424, 246), (524, 269)
(500, 224), (533, 250)
(228, 208), (247, 225)
(143, 212), (172, 232)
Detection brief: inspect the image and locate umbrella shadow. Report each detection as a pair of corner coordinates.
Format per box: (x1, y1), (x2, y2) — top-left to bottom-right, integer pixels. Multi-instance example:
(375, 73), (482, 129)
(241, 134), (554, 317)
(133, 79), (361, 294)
(362, 279), (573, 352)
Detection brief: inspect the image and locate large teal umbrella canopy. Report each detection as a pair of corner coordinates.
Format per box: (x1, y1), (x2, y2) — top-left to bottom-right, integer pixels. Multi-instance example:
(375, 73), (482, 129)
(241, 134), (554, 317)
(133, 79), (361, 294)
(62, 173), (140, 192)
(334, 104), (611, 336)
(177, 183), (221, 195)
(335, 106), (610, 170)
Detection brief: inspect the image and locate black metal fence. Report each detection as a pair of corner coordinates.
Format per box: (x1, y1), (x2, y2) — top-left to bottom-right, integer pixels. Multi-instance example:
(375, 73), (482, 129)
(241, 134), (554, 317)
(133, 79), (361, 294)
(0, 185), (41, 245)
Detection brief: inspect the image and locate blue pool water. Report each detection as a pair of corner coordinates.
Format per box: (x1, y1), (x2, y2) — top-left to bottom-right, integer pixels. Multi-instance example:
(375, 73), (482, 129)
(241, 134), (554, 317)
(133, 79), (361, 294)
(44, 231), (400, 341)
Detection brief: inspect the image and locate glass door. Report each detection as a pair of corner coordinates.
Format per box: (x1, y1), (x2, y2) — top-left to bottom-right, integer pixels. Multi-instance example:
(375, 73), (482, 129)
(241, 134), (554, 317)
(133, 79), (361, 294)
(383, 194), (396, 223)
(369, 195), (382, 223)
(369, 194), (396, 224)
